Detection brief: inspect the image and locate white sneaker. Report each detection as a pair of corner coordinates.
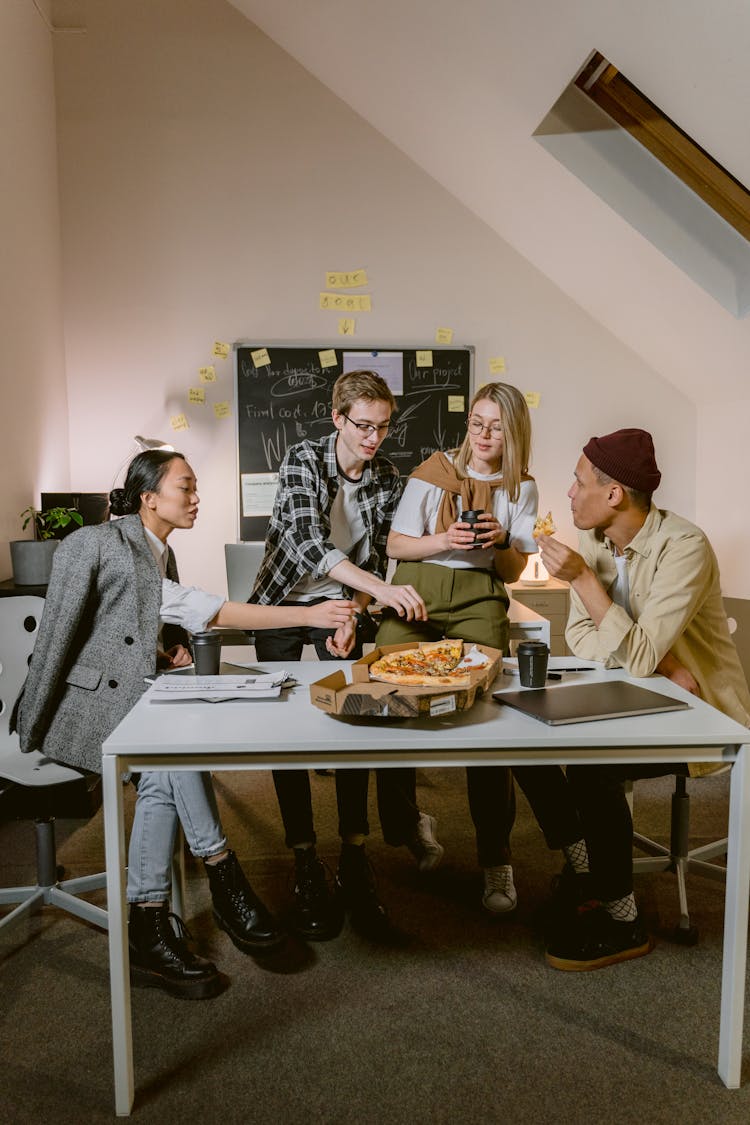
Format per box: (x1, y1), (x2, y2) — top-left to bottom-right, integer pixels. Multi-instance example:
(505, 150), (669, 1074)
(407, 812), (444, 873)
(482, 865), (517, 914)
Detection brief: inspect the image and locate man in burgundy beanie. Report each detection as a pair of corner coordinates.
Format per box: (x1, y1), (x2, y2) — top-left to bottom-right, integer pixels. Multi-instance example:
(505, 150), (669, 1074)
(532, 428), (750, 970)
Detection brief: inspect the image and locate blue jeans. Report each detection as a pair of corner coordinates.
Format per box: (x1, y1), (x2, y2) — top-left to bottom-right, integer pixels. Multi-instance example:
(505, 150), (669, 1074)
(126, 771), (227, 903)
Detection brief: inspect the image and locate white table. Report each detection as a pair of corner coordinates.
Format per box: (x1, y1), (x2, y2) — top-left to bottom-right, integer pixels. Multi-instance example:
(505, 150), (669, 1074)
(101, 659), (750, 1115)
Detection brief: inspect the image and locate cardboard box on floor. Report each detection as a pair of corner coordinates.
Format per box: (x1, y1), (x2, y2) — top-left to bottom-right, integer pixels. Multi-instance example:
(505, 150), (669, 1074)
(309, 641), (502, 719)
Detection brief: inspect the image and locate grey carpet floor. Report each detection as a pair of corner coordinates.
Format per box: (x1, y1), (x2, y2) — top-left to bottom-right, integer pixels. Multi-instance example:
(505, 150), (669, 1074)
(1, 768), (748, 1124)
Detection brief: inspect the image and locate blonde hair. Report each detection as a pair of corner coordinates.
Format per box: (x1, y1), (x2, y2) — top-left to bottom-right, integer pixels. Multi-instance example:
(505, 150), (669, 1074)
(332, 370), (397, 415)
(452, 382), (532, 502)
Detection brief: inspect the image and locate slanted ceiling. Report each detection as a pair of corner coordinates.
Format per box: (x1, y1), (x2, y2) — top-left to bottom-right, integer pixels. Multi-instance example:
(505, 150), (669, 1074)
(228, 0), (750, 405)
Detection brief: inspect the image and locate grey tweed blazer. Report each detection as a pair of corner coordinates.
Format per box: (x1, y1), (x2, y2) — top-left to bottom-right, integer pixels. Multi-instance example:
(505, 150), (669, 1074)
(14, 514), (185, 773)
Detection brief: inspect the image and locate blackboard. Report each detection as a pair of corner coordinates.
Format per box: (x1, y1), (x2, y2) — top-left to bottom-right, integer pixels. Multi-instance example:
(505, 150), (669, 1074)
(235, 344), (473, 541)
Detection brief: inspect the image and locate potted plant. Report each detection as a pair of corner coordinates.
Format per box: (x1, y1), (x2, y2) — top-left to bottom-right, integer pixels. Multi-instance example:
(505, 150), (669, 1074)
(10, 505), (84, 586)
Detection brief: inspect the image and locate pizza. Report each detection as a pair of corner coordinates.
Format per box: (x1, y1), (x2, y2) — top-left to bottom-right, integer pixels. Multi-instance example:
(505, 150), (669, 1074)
(369, 639), (472, 687)
(532, 511), (556, 539)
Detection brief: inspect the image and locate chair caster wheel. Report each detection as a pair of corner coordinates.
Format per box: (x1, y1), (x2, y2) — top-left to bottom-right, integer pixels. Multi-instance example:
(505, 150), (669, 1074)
(56, 864), (66, 881)
(671, 924), (699, 946)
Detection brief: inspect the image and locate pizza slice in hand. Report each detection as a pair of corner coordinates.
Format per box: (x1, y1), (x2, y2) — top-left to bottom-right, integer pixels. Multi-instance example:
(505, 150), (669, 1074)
(532, 511), (556, 539)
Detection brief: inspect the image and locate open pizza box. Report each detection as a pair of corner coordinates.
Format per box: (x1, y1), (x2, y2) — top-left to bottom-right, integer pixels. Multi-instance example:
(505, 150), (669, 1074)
(309, 641), (503, 719)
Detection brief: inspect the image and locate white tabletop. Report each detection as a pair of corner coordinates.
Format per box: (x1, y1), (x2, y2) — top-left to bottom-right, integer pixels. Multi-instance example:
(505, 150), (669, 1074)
(102, 658), (749, 767)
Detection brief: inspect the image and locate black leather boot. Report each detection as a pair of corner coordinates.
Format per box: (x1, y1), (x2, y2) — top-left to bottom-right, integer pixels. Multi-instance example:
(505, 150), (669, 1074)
(337, 843), (390, 938)
(204, 850), (286, 953)
(128, 903), (222, 1000)
(291, 846), (344, 941)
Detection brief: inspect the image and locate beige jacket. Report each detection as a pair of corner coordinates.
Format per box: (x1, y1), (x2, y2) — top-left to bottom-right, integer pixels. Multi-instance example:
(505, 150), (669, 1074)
(566, 505), (750, 776)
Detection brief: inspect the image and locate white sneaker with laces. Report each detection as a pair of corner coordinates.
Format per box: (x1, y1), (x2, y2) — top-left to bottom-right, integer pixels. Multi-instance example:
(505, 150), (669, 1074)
(482, 865), (517, 914)
(407, 812), (444, 873)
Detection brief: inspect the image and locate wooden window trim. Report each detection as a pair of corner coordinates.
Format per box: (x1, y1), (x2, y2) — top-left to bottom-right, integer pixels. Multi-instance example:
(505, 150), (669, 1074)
(575, 52), (750, 243)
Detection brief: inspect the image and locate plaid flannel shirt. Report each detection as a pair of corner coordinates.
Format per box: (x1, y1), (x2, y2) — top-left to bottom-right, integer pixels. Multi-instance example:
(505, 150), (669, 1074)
(251, 431), (403, 605)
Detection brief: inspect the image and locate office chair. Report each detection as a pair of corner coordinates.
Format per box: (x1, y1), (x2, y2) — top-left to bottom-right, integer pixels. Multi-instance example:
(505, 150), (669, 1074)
(0, 596), (108, 933)
(628, 599), (748, 944)
(628, 771), (728, 945)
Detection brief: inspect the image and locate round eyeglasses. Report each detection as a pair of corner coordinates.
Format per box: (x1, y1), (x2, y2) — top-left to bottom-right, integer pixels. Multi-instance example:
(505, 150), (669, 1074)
(467, 417), (503, 438)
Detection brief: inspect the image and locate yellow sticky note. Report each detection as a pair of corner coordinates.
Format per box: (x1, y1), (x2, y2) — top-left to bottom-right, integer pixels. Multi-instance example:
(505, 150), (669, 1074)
(489, 356), (506, 374)
(326, 269), (368, 288)
(448, 395), (464, 412)
(213, 401), (231, 419)
(416, 350), (433, 367)
(319, 349), (338, 369)
(199, 365), (216, 383)
(435, 327), (454, 345)
(170, 413), (189, 432)
(251, 347), (271, 368)
(213, 341), (231, 359)
(338, 318), (356, 336)
(319, 292), (372, 312)
(524, 391), (541, 409)
(188, 387), (206, 405)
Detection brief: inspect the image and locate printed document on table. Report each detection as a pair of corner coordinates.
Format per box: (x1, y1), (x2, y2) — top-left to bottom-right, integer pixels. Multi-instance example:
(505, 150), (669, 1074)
(146, 672), (288, 703)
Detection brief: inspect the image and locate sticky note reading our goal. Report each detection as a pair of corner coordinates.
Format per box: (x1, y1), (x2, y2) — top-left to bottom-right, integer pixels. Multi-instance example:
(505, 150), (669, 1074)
(251, 348), (271, 368)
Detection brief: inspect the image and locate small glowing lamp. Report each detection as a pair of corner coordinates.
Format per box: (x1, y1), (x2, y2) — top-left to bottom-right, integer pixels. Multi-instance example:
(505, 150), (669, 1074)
(519, 553), (549, 585)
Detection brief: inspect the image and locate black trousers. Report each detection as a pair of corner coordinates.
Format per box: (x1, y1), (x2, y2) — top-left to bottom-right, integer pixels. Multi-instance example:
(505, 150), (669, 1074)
(254, 618), (419, 848)
(564, 762), (689, 902)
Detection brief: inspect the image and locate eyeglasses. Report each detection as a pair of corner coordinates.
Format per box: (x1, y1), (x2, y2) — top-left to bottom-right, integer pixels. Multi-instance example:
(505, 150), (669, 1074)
(467, 416), (503, 438)
(341, 413), (392, 437)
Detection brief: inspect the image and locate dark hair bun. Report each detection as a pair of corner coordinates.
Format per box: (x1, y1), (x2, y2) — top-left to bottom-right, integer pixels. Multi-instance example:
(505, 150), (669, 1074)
(108, 487), (138, 516)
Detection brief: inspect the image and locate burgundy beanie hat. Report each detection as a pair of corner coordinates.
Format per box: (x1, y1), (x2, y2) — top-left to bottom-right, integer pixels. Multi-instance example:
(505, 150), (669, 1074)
(582, 428), (661, 493)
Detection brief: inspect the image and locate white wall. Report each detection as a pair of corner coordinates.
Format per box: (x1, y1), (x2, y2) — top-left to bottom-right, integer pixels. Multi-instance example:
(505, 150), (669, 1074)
(697, 404), (750, 598)
(0, 0), (69, 578)
(53, 0), (696, 596)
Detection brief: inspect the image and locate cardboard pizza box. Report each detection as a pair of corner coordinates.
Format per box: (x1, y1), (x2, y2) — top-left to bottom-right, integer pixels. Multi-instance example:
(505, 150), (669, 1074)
(309, 642), (502, 719)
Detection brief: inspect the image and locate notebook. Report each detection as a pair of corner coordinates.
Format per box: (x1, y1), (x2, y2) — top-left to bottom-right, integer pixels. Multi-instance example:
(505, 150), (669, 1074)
(492, 680), (690, 726)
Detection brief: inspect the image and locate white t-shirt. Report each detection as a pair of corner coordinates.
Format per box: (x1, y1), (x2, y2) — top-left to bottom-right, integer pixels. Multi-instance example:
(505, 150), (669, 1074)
(287, 474), (368, 602)
(609, 551), (632, 616)
(390, 462), (538, 570)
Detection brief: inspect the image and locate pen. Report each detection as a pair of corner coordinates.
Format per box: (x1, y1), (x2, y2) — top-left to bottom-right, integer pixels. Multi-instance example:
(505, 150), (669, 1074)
(502, 667), (595, 676)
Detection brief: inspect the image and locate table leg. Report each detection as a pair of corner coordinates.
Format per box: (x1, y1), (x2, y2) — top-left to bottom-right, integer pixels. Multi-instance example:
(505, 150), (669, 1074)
(103, 754), (135, 1115)
(718, 744), (750, 1087)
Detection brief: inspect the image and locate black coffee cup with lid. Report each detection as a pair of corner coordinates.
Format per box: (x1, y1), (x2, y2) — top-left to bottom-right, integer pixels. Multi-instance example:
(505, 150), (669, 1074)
(192, 631), (221, 676)
(460, 509), (485, 544)
(516, 640), (549, 688)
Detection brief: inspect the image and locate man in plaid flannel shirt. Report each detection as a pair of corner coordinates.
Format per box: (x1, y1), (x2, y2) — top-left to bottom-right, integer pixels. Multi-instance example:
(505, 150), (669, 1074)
(251, 370), (440, 941)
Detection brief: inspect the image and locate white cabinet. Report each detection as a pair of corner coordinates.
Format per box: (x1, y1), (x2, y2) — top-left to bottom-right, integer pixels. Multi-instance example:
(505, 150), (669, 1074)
(507, 578), (570, 655)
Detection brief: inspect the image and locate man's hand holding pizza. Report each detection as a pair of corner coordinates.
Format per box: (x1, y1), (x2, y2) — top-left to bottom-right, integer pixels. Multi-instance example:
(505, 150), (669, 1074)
(537, 536), (587, 583)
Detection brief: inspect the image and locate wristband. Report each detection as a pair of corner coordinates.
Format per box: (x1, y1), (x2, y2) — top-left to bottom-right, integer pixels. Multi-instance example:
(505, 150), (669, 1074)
(494, 530), (512, 551)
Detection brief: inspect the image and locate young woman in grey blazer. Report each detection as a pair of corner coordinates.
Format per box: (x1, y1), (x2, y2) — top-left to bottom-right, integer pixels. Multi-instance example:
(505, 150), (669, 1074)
(15, 450), (355, 999)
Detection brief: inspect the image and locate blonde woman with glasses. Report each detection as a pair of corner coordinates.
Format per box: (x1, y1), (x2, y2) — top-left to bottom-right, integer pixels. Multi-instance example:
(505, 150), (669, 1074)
(376, 383), (537, 914)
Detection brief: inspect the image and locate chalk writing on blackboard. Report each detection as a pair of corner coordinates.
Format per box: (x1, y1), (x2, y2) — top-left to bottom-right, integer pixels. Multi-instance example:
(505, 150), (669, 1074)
(235, 345), (472, 540)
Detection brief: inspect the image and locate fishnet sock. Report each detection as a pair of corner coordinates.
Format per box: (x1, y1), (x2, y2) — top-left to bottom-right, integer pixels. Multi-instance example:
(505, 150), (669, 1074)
(562, 838), (589, 873)
(603, 893), (637, 922)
